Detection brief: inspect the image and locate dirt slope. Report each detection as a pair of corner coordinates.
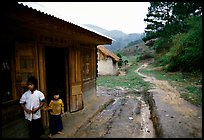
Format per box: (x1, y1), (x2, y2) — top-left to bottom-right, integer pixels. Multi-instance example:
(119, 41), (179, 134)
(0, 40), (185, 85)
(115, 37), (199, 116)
(135, 62), (202, 138)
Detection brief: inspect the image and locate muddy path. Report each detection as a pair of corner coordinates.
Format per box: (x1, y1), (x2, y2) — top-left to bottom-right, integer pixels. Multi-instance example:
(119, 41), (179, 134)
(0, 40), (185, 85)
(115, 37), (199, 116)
(71, 61), (202, 138)
(72, 87), (156, 138)
(136, 61), (202, 138)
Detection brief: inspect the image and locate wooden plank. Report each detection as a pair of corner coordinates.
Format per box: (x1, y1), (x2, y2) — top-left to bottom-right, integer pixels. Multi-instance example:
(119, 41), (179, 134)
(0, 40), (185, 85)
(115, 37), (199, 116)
(37, 45), (46, 93)
(69, 46), (84, 112)
(71, 84), (82, 96)
(65, 48), (69, 112)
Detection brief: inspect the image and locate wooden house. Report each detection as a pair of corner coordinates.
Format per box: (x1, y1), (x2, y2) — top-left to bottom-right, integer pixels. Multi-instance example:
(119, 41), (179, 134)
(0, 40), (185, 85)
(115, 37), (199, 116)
(97, 45), (120, 76)
(1, 3), (112, 138)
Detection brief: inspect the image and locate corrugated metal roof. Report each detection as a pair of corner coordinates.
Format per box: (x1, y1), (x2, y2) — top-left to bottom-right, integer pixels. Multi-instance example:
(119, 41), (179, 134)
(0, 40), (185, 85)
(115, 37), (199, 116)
(18, 2), (113, 41)
(97, 45), (120, 62)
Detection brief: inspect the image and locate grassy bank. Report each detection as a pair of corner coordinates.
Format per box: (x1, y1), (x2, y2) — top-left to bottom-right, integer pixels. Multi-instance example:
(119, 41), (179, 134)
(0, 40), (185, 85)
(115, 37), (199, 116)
(139, 63), (202, 106)
(96, 62), (152, 92)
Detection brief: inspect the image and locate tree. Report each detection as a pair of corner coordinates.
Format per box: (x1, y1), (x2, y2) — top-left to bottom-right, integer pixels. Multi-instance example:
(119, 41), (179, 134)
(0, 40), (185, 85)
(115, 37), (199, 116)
(116, 52), (123, 67)
(143, 2), (176, 42)
(143, 2), (202, 72)
(143, 2), (202, 41)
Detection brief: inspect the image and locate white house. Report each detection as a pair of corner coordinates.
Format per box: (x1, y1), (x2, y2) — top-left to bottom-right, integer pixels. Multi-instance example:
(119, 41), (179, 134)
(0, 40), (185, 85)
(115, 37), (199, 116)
(97, 45), (120, 76)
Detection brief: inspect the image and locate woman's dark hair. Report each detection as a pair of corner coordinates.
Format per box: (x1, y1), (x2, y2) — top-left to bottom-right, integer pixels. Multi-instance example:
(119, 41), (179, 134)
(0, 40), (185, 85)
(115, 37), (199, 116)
(27, 76), (38, 89)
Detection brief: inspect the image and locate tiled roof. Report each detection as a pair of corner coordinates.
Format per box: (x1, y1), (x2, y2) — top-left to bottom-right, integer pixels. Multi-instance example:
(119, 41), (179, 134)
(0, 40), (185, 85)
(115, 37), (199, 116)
(97, 45), (120, 62)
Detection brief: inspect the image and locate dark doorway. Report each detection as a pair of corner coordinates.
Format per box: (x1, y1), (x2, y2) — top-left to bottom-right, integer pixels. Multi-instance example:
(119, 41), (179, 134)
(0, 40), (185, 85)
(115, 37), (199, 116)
(45, 47), (67, 112)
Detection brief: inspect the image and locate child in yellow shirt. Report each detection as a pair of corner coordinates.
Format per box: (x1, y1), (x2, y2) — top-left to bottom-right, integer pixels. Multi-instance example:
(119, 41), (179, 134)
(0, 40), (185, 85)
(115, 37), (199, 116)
(44, 91), (64, 138)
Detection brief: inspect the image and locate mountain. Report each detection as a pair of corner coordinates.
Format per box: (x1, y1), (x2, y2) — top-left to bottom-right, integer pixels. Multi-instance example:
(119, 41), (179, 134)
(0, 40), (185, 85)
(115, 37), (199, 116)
(83, 24), (109, 35)
(83, 24), (145, 52)
(119, 41), (151, 56)
(83, 24), (127, 39)
(105, 30), (127, 39)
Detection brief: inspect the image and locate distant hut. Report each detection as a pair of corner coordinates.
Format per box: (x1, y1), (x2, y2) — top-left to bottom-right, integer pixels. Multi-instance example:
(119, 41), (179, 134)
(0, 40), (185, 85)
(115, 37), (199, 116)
(97, 45), (120, 76)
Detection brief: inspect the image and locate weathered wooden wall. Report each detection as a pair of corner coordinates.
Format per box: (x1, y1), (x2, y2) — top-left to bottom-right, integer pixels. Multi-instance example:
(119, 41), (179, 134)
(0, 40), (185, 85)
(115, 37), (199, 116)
(2, 3), (111, 138)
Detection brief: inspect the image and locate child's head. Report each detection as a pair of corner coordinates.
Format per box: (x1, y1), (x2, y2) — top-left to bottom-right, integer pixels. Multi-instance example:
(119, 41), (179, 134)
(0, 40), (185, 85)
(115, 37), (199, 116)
(54, 94), (59, 100)
(52, 90), (61, 100)
(27, 76), (38, 90)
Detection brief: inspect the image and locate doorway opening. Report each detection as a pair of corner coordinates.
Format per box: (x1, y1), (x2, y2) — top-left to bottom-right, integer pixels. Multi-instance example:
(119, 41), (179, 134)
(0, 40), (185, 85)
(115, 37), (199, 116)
(45, 47), (68, 112)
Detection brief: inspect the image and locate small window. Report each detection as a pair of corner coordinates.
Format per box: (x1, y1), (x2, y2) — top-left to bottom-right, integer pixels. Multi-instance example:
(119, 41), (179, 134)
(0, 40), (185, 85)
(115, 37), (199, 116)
(82, 49), (91, 81)
(20, 57), (34, 69)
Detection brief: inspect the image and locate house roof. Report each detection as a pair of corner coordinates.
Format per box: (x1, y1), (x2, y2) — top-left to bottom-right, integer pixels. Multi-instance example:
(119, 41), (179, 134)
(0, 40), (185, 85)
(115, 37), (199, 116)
(18, 2), (113, 42)
(97, 45), (120, 62)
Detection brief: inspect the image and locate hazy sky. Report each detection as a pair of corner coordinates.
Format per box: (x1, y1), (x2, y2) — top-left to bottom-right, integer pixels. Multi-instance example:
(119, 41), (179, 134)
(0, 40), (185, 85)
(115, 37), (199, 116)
(19, 2), (150, 34)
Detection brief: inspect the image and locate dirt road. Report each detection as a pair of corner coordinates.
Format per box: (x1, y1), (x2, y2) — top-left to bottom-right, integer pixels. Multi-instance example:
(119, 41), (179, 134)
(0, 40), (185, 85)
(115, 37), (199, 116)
(136, 62), (202, 138)
(71, 61), (202, 138)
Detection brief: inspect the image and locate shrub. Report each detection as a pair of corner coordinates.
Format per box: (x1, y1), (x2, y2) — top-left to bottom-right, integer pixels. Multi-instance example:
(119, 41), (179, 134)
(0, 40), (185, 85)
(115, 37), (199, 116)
(152, 37), (171, 53)
(166, 16), (202, 72)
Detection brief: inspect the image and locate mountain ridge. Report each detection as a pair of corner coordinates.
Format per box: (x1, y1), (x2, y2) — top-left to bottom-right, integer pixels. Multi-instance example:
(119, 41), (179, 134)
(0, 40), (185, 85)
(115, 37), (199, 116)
(83, 24), (145, 52)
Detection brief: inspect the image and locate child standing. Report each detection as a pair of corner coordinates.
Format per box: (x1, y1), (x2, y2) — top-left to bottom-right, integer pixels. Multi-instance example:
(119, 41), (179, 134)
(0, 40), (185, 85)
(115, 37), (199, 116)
(44, 91), (65, 138)
(19, 76), (45, 138)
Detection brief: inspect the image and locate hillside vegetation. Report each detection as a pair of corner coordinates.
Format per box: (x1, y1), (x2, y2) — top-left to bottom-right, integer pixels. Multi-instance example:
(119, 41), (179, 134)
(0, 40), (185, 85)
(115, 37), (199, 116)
(143, 2), (202, 73)
(116, 2), (202, 106)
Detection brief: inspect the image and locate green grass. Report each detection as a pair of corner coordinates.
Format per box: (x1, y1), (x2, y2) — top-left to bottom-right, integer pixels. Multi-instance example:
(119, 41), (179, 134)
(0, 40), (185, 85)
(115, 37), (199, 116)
(138, 63), (202, 106)
(97, 59), (202, 106)
(97, 62), (152, 92)
(140, 68), (186, 82)
(180, 85), (202, 106)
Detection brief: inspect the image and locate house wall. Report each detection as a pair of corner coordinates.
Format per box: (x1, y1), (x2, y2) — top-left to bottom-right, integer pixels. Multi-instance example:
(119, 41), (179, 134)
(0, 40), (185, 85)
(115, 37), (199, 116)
(83, 79), (97, 106)
(2, 3), (111, 138)
(113, 62), (119, 75)
(1, 43), (98, 138)
(98, 58), (118, 75)
(1, 41), (36, 138)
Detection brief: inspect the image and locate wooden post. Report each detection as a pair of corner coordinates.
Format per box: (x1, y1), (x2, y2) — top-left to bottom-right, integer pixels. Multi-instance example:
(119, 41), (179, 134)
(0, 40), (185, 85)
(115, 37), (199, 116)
(37, 44), (49, 129)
